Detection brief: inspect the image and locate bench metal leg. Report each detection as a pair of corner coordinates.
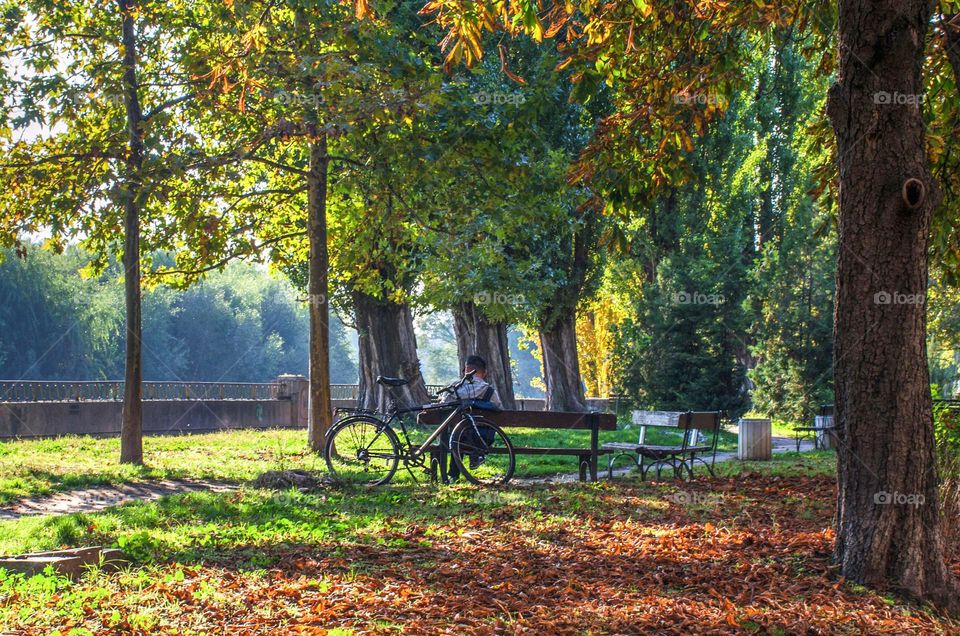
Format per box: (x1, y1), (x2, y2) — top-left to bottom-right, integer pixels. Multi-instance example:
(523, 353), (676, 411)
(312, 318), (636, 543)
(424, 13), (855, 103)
(578, 456), (588, 482)
(690, 454), (717, 479)
(641, 457), (674, 481)
(607, 452), (641, 480)
(589, 414), (599, 482)
(438, 446), (450, 484)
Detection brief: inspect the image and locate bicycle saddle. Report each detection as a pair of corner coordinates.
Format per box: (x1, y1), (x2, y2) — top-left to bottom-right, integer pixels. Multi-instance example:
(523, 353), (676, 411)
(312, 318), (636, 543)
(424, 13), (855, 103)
(376, 375), (408, 387)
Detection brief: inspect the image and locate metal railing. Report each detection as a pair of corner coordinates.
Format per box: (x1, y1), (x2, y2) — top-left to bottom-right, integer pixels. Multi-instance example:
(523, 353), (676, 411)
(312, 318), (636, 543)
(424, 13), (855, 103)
(0, 380), (549, 404)
(1, 381), (471, 403)
(331, 384), (447, 400)
(330, 384), (359, 400)
(0, 381), (278, 402)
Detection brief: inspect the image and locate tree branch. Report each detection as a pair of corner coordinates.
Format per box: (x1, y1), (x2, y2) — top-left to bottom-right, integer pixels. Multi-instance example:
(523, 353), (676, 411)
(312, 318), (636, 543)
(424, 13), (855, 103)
(2, 32), (103, 55)
(327, 154), (366, 167)
(151, 230), (307, 279)
(0, 151), (121, 169)
(144, 93), (196, 121)
(223, 186), (307, 199)
(249, 155), (308, 175)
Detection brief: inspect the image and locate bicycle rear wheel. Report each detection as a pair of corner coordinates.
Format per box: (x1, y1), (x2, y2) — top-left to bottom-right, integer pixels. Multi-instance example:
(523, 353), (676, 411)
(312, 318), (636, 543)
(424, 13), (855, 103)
(324, 416), (400, 486)
(450, 417), (515, 486)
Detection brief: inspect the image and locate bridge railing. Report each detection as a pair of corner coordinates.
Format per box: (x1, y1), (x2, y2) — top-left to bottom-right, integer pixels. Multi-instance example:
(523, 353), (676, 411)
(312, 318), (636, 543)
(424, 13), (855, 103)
(0, 381), (279, 402)
(0, 381), (472, 403)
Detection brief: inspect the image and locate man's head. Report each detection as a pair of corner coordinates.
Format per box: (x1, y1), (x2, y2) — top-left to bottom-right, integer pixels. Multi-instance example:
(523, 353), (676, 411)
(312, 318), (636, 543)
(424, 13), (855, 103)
(465, 354), (487, 380)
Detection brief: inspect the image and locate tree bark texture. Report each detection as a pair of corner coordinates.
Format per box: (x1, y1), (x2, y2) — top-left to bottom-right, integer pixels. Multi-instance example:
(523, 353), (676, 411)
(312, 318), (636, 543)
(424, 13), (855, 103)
(827, 0), (959, 611)
(540, 312), (588, 412)
(451, 301), (516, 408)
(119, 0), (144, 465)
(355, 292), (430, 412)
(307, 134), (333, 451)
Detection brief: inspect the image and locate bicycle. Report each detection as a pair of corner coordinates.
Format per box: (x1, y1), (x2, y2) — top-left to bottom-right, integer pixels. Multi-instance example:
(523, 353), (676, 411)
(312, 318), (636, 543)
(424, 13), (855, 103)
(323, 372), (516, 487)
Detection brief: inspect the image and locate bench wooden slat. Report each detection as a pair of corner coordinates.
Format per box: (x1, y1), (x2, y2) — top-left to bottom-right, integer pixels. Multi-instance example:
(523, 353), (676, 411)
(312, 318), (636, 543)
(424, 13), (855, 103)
(510, 447), (613, 455)
(638, 445), (712, 453)
(602, 442), (712, 453)
(632, 411), (683, 427)
(417, 409), (616, 431)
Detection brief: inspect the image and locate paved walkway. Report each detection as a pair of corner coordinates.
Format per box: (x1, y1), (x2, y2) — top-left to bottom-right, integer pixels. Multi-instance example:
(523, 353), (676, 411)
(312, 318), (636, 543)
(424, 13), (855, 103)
(0, 436), (814, 519)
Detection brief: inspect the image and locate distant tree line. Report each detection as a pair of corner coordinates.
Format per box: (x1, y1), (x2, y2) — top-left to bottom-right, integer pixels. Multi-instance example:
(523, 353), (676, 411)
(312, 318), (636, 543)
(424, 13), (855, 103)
(0, 248), (357, 384)
(0, 246), (551, 394)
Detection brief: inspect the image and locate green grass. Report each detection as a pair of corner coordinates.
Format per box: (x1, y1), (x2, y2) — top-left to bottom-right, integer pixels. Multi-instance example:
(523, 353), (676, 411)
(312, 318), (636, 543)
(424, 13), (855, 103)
(740, 411), (808, 438)
(0, 429), (320, 505)
(715, 449), (836, 477)
(0, 423), (743, 505)
(0, 450), (838, 558)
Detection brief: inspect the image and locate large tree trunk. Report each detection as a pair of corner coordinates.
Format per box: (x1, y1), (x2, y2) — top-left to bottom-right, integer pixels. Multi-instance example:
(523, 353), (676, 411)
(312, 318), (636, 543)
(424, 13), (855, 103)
(451, 301), (516, 408)
(355, 292), (429, 412)
(540, 312), (587, 412)
(536, 209), (595, 412)
(827, 0), (959, 611)
(119, 0), (143, 465)
(306, 134), (332, 451)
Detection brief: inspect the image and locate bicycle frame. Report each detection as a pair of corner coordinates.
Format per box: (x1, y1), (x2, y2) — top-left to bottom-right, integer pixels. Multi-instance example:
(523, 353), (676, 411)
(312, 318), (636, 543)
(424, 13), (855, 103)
(390, 402), (475, 460)
(337, 400), (479, 463)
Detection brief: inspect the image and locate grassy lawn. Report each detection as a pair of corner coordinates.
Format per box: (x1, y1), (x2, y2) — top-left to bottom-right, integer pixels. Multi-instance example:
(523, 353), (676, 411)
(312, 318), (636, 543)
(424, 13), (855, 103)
(0, 423), (739, 505)
(1, 451), (956, 633)
(0, 429), (317, 505)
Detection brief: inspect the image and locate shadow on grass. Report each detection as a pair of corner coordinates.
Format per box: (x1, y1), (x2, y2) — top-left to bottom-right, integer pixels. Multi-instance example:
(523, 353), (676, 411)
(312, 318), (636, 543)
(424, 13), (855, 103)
(0, 466), (157, 507)
(0, 452), (837, 563)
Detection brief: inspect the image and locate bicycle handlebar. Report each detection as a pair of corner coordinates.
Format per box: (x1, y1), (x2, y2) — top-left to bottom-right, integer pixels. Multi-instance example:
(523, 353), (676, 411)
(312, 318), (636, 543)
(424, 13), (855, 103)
(435, 370), (476, 399)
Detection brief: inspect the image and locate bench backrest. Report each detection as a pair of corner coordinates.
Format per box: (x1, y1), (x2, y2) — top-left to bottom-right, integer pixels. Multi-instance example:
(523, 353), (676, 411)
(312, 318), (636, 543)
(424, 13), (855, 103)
(631, 410), (722, 447)
(418, 408), (617, 431)
(679, 411), (722, 432)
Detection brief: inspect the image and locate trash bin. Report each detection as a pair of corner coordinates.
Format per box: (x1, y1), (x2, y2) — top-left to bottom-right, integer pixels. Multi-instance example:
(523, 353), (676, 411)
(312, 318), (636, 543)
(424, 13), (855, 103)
(815, 415), (837, 450)
(738, 418), (772, 460)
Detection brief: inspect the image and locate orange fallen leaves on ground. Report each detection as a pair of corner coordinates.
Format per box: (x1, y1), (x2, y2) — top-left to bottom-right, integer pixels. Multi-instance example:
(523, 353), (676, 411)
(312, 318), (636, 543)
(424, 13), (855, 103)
(5, 473), (960, 634)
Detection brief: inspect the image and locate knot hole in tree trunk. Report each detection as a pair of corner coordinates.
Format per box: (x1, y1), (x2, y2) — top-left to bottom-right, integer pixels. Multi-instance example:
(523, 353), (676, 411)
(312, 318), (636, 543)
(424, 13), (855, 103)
(902, 178), (925, 210)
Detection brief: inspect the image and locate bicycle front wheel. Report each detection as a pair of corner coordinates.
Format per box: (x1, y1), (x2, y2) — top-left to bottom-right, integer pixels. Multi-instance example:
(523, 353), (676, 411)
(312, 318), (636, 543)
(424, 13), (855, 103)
(450, 417), (515, 486)
(324, 416), (400, 486)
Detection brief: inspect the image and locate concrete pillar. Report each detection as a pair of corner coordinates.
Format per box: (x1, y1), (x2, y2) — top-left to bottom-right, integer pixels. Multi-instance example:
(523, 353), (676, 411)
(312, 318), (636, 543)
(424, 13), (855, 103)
(276, 375), (309, 428)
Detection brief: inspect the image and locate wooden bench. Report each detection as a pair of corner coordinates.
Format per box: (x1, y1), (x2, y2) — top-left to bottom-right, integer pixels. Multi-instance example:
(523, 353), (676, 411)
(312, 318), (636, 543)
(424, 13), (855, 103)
(417, 409), (617, 482)
(602, 410), (722, 480)
(792, 404), (836, 451)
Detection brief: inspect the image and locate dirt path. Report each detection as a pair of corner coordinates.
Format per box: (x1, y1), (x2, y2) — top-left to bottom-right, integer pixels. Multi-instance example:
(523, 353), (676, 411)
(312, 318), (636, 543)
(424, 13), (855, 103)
(0, 479), (237, 521)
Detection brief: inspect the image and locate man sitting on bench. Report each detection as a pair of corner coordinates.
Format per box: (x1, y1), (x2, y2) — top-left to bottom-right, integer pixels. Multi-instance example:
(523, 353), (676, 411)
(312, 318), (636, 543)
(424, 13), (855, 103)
(441, 354), (501, 481)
